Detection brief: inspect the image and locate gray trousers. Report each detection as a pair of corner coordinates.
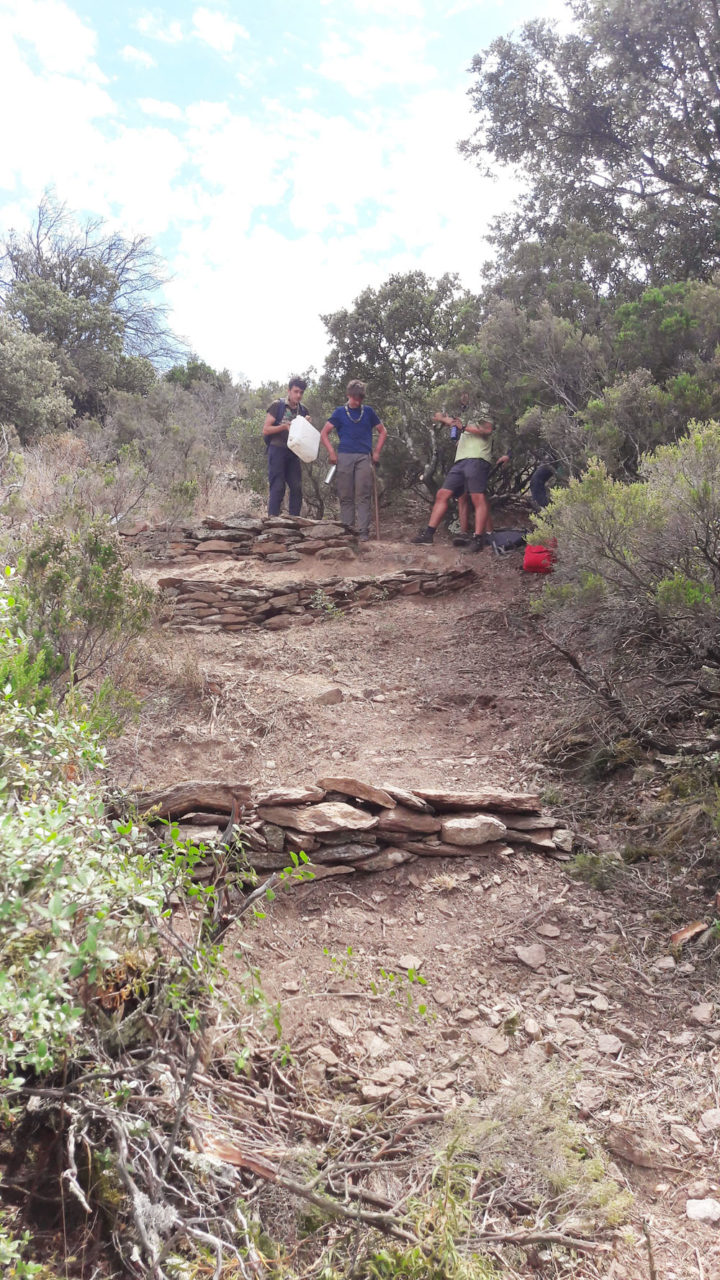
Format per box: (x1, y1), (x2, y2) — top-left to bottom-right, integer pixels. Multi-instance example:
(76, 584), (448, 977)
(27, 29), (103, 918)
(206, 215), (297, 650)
(336, 452), (372, 535)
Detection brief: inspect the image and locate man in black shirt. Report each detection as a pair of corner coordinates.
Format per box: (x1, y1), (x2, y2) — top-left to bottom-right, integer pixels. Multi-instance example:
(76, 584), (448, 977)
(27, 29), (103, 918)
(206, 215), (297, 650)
(262, 376), (311, 516)
(529, 460), (559, 511)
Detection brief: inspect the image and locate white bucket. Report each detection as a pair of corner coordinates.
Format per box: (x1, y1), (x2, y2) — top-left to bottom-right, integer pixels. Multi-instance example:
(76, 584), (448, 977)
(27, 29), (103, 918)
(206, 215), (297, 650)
(287, 416), (321, 463)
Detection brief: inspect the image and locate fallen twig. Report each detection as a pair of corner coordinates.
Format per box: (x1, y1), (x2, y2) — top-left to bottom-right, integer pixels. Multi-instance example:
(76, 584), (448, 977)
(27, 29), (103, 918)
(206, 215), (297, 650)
(476, 1227), (608, 1253)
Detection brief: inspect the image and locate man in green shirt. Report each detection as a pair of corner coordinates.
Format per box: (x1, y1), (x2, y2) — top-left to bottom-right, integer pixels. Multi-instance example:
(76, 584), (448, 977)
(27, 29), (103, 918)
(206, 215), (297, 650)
(412, 412), (506, 551)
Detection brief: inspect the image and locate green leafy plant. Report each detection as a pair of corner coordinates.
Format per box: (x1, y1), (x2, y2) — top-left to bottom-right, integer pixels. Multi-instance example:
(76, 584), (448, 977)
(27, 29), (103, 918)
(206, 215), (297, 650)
(370, 965), (429, 1018)
(0, 1226), (47, 1279)
(14, 518), (155, 690)
(310, 587), (344, 620)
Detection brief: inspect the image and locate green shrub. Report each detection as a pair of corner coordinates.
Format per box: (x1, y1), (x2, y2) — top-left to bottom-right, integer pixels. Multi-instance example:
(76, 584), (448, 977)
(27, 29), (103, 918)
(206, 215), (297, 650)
(13, 519), (155, 689)
(533, 422), (720, 734)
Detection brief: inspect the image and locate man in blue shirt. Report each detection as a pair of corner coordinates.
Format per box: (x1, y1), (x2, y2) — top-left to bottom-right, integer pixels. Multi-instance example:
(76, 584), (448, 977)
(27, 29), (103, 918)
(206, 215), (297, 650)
(262, 376), (311, 516)
(320, 380), (387, 540)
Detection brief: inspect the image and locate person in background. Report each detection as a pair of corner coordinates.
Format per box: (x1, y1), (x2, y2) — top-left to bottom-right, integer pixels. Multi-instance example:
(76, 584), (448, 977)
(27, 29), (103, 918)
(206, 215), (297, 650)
(529, 459), (559, 511)
(413, 411), (508, 552)
(320, 380), (387, 541)
(262, 376), (311, 517)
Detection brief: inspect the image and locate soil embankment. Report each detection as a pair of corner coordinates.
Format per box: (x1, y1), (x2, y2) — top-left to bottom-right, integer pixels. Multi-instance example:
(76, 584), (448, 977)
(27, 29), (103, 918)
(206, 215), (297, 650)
(111, 530), (720, 1279)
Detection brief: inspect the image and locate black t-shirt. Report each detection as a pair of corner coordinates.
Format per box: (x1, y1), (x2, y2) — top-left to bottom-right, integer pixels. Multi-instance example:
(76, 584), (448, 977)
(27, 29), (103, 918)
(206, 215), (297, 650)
(265, 398), (309, 447)
(530, 463), (556, 507)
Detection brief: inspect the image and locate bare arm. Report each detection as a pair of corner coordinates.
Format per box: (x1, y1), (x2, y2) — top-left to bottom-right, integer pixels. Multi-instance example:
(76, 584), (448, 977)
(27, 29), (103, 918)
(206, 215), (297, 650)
(263, 411), (288, 438)
(464, 421), (493, 438)
(320, 420), (338, 463)
(372, 421), (388, 463)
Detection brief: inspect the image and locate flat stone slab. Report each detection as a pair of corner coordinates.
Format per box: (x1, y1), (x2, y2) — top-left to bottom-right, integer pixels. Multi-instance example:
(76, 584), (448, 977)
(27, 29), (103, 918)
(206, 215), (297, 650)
(357, 847), (416, 872)
(469, 1026), (510, 1056)
(504, 828), (557, 850)
(441, 815), (508, 845)
(256, 786), (326, 806)
(404, 839), (512, 859)
(379, 784), (433, 812)
(310, 842), (379, 864)
(256, 801), (378, 835)
(414, 787), (541, 813)
(376, 805), (442, 835)
(317, 776), (395, 808)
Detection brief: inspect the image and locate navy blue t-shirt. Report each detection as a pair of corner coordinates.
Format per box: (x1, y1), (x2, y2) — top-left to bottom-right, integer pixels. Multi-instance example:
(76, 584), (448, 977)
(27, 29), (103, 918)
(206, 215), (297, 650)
(328, 404), (381, 454)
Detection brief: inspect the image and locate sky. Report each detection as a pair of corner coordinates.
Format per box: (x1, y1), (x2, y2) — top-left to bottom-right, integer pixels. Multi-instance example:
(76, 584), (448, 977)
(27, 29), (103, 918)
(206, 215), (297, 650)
(0, 0), (569, 385)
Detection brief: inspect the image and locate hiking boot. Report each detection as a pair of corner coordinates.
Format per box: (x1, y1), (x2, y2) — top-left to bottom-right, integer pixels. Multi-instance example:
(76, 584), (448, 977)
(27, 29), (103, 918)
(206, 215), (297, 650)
(452, 533), (472, 547)
(468, 534), (486, 553)
(412, 528), (435, 545)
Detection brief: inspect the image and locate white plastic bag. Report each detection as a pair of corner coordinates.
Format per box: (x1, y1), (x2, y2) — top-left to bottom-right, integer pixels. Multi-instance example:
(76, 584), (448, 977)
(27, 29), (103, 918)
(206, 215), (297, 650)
(287, 415), (321, 463)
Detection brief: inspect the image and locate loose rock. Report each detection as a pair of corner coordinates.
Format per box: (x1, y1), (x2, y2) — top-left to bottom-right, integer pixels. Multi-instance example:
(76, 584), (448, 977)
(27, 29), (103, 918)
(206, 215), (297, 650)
(469, 1026), (510, 1056)
(515, 943), (547, 971)
(316, 687), (344, 706)
(689, 1002), (714, 1026)
(699, 1108), (720, 1133)
(686, 1198), (720, 1222)
(597, 1033), (624, 1055)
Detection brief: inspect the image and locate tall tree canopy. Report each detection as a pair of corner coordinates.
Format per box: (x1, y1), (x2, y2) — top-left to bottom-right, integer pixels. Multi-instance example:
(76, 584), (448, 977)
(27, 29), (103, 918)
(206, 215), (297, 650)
(463, 0), (720, 293)
(0, 195), (183, 417)
(322, 271), (481, 489)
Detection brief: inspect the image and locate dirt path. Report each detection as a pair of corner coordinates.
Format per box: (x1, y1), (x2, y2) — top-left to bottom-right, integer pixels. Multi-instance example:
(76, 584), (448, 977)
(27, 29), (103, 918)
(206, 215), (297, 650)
(112, 535), (720, 1280)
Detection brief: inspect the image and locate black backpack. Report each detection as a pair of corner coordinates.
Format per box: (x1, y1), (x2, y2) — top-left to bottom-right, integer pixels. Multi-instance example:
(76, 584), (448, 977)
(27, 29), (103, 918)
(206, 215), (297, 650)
(272, 399), (309, 425)
(490, 529), (527, 555)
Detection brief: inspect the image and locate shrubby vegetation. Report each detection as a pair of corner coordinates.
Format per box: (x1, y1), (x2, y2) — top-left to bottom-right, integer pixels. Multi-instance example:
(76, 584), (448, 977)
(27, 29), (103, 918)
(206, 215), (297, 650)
(0, 580), (260, 1274)
(532, 423), (720, 741)
(0, 2), (719, 1267)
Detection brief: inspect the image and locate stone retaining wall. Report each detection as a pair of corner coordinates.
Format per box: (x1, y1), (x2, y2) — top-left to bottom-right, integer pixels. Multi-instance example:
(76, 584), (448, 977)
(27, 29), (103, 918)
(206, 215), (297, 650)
(159, 566), (476, 631)
(122, 514), (357, 565)
(136, 776), (573, 877)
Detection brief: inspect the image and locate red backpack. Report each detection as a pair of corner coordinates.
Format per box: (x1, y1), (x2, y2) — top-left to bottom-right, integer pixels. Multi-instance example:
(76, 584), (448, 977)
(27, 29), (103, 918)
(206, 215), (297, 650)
(523, 541), (557, 574)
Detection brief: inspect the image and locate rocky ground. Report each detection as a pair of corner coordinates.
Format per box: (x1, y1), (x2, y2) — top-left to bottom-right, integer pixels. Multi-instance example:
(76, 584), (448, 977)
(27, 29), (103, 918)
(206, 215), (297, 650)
(110, 524), (720, 1280)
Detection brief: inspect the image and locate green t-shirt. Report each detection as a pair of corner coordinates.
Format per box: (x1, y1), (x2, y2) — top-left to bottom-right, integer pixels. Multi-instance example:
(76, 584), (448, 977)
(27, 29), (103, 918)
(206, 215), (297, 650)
(455, 427), (492, 463)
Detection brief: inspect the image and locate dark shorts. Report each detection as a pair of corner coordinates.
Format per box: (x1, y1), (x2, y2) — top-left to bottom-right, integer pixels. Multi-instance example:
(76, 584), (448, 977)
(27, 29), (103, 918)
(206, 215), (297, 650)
(441, 457), (491, 497)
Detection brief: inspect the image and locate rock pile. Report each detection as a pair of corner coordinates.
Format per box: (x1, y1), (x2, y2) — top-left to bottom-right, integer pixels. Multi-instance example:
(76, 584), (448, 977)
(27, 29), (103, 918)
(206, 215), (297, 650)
(158, 566), (476, 631)
(138, 776), (574, 874)
(122, 515), (358, 564)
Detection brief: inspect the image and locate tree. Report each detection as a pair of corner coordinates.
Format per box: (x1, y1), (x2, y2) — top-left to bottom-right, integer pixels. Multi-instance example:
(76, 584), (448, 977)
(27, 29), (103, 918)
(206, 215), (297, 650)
(0, 314), (73, 442)
(165, 356), (224, 390)
(613, 280), (720, 380)
(463, 0), (720, 285)
(534, 423), (720, 737)
(480, 222), (628, 332)
(322, 271), (481, 491)
(1, 194), (185, 417)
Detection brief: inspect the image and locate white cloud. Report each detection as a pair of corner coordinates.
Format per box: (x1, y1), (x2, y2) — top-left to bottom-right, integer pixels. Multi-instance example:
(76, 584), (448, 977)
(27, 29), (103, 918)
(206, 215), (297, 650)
(120, 44), (156, 69)
(0, 1), (521, 382)
(191, 7), (249, 54)
(352, 0), (425, 14)
(0, 21), (115, 199)
(138, 97), (184, 120)
(163, 85), (517, 381)
(0, 0), (103, 79)
(317, 26), (438, 94)
(136, 11), (185, 44)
